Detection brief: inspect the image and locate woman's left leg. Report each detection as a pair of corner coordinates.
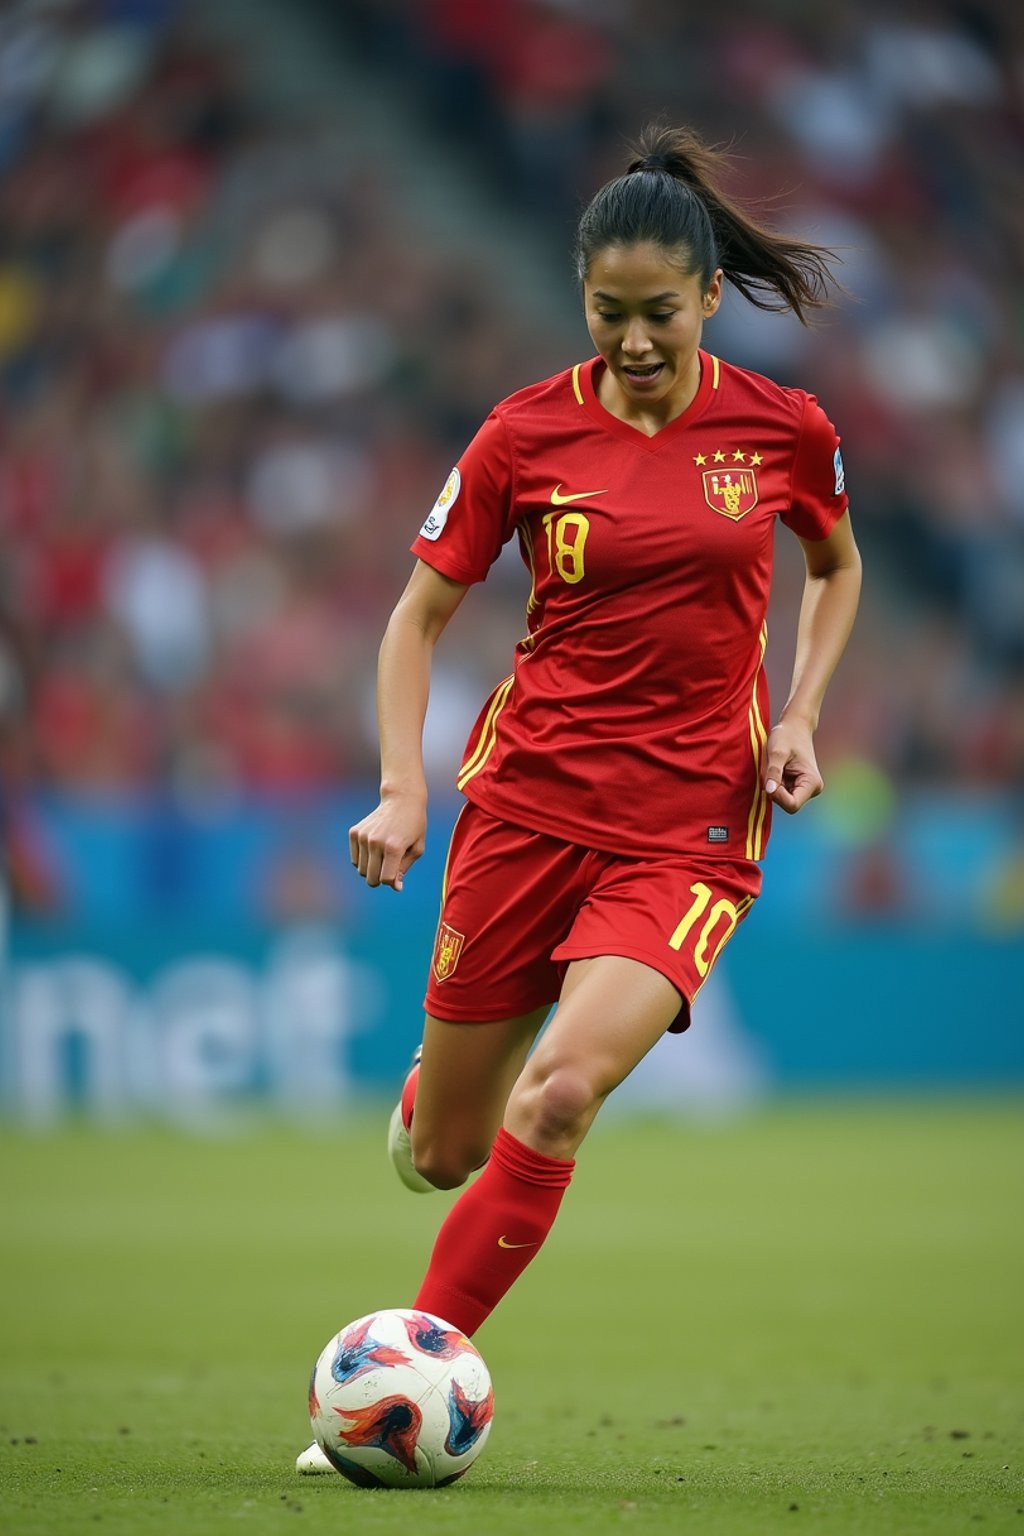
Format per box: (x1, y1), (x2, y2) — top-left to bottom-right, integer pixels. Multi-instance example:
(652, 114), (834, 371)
(413, 955), (680, 1335)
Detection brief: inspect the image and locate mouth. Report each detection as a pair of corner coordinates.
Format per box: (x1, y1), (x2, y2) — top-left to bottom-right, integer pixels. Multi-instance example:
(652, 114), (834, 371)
(621, 362), (665, 386)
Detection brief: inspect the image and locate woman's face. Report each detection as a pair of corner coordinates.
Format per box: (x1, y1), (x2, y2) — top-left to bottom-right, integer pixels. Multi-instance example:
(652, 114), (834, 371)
(584, 242), (722, 420)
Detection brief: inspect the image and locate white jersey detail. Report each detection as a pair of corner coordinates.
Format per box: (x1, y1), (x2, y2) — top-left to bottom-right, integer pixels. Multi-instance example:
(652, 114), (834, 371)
(419, 466), (461, 540)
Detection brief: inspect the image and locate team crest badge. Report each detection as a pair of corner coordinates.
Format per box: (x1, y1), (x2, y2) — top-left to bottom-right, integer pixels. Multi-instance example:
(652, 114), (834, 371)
(432, 921), (465, 983)
(702, 465), (759, 521)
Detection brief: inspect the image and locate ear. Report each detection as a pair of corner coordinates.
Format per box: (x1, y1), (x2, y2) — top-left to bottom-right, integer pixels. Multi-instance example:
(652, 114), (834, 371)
(702, 268), (724, 318)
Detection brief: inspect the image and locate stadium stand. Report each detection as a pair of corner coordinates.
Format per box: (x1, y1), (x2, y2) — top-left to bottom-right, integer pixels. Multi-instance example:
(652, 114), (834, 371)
(0, 0), (1022, 927)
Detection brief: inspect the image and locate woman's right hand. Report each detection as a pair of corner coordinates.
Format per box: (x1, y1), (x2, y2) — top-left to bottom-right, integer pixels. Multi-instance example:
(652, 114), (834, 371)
(349, 790), (427, 891)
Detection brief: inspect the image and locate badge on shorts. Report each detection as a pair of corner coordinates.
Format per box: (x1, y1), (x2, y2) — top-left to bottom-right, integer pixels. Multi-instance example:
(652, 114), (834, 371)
(432, 921), (466, 983)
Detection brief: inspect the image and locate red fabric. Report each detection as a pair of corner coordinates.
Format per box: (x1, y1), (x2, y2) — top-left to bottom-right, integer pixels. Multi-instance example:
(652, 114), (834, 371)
(424, 801), (761, 1029)
(413, 1127), (574, 1336)
(400, 1063), (419, 1131)
(411, 351), (847, 863)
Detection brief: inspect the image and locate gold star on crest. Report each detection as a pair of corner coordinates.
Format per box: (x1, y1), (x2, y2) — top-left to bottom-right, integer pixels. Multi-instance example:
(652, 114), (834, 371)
(713, 449), (726, 463)
(732, 449), (747, 463)
(694, 452), (707, 466)
(750, 451), (763, 465)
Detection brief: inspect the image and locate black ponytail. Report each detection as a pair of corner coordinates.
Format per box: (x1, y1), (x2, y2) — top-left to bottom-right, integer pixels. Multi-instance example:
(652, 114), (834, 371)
(574, 125), (839, 324)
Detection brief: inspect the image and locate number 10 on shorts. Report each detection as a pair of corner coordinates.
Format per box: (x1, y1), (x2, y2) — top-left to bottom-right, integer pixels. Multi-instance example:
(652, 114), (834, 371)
(668, 881), (752, 979)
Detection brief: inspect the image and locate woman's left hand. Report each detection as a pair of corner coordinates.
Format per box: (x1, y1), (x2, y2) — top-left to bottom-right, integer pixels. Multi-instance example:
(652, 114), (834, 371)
(763, 719), (824, 814)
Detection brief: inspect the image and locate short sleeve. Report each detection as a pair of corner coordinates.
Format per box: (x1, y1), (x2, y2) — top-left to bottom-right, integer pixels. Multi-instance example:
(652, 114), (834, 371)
(781, 395), (849, 541)
(410, 412), (515, 583)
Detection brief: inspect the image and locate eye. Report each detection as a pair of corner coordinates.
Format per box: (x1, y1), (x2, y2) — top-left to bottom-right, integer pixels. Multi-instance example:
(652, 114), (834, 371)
(595, 310), (621, 324)
(648, 311), (675, 324)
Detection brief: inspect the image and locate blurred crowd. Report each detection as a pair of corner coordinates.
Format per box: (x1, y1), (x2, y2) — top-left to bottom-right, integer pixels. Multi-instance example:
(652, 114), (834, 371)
(337, 0), (1024, 791)
(0, 0), (1022, 909)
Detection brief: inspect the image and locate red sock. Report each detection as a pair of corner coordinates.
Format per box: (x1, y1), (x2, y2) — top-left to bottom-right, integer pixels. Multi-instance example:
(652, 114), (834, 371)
(413, 1127), (574, 1336)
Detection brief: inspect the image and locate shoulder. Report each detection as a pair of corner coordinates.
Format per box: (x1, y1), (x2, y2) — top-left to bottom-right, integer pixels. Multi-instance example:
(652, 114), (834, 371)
(492, 363), (587, 432)
(451, 364), (585, 499)
(712, 355), (841, 459)
(713, 355), (811, 428)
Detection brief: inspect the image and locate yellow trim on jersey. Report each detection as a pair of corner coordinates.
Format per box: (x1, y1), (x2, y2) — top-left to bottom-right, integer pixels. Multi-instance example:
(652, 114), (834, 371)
(456, 675), (515, 791)
(571, 363), (584, 405)
(745, 623), (769, 860)
(519, 519), (539, 613)
(710, 354), (720, 390)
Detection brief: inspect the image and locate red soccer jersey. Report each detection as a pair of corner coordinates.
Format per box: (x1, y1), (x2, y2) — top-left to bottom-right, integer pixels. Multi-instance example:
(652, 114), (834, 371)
(411, 351), (848, 862)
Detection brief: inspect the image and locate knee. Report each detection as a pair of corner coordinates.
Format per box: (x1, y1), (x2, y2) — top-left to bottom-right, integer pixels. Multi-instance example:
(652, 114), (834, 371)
(513, 1063), (601, 1145)
(410, 1133), (489, 1191)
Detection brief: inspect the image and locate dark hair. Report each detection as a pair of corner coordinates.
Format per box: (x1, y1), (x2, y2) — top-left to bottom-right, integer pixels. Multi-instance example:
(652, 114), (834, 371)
(574, 125), (839, 324)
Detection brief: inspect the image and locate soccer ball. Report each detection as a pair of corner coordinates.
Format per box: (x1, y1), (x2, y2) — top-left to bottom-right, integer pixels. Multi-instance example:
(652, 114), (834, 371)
(308, 1308), (494, 1488)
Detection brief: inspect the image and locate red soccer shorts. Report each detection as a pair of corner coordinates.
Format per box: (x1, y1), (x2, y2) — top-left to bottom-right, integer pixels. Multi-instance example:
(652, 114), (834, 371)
(423, 802), (762, 1032)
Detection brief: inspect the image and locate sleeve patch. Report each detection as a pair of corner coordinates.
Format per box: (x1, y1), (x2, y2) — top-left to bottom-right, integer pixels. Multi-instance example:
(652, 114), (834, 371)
(833, 447), (845, 497)
(419, 466), (461, 541)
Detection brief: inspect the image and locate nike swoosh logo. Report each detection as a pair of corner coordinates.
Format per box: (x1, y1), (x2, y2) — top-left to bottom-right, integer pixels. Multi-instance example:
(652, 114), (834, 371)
(497, 1234), (537, 1250)
(550, 484), (608, 506)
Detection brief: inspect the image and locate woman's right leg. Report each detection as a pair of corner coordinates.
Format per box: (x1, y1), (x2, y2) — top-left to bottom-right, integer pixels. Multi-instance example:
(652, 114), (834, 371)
(408, 1007), (550, 1190)
(410, 957), (681, 1336)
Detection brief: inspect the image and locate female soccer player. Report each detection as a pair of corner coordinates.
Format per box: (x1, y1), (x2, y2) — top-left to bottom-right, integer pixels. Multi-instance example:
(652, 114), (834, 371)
(301, 125), (860, 1466)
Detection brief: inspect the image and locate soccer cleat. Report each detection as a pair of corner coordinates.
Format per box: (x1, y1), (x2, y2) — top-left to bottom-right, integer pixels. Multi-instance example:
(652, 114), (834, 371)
(387, 1045), (435, 1193)
(295, 1441), (335, 1474)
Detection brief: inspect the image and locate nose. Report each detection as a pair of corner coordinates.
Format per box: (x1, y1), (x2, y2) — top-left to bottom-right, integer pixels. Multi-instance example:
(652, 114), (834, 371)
(622, 319), (653, 357)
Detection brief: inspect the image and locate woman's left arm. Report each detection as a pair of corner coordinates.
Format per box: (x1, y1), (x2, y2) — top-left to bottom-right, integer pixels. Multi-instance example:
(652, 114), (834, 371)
(764, 511), (863, 814)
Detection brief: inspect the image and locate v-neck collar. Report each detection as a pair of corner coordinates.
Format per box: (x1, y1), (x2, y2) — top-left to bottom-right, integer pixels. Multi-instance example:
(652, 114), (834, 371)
(576, 350), (718, 451)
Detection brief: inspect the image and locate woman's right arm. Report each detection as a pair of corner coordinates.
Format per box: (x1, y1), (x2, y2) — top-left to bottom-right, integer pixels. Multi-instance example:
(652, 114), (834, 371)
(349, 560), (470, 891)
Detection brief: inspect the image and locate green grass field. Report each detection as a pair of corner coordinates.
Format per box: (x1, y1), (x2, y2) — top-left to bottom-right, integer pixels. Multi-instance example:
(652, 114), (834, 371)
(1, 1100), (1022, 1535)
